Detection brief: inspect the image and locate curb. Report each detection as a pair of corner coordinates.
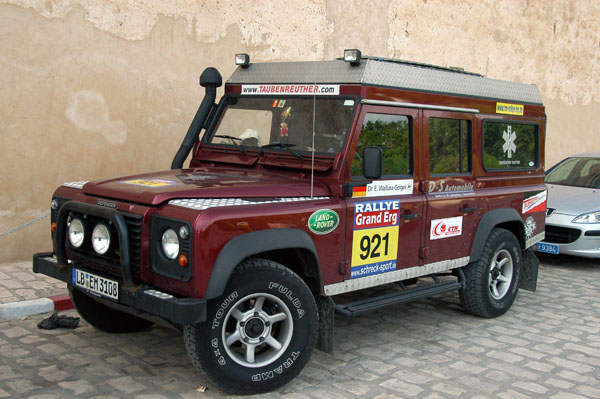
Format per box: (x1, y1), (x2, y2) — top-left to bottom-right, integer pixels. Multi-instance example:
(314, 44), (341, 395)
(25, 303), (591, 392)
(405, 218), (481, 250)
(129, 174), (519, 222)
(0, 295), (73, 322)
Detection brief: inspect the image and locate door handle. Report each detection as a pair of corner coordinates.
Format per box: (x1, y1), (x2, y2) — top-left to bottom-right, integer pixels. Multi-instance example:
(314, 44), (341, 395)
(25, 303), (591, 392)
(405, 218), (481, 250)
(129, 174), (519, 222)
(461, 206), (476, 214)
(401, 213), (420, 220)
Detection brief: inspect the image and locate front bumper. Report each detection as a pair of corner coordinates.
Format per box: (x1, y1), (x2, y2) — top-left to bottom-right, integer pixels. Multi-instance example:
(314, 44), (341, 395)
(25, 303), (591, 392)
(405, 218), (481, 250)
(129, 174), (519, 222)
(33, 252), (207, 324)
(543, 212), (600, 258)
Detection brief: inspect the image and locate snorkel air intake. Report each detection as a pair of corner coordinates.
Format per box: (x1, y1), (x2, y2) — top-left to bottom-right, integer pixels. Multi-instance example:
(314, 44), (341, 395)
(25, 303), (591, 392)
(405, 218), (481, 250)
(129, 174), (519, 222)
(171, 67), (222, 169)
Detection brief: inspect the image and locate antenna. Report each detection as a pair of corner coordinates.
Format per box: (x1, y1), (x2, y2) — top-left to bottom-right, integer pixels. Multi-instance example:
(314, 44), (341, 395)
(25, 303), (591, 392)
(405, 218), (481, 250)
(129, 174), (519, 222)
(310, 52), (317, 198)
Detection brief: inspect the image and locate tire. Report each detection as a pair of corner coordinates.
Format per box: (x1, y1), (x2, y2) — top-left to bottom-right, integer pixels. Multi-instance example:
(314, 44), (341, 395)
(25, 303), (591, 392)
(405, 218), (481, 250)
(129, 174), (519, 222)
(459, 228), (522, 318)
(68, 284), (154, 333)
(183, 258), (318, 395)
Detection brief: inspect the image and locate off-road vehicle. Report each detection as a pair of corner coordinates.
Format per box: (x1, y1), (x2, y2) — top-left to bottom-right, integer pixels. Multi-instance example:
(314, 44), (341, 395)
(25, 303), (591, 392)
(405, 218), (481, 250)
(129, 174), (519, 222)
(34, 49), (546, 394)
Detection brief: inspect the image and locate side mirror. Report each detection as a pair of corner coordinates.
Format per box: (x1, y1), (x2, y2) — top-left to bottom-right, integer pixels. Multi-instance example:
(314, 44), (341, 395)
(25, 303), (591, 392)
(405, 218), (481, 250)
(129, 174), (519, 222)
(363, 146), (382, 179)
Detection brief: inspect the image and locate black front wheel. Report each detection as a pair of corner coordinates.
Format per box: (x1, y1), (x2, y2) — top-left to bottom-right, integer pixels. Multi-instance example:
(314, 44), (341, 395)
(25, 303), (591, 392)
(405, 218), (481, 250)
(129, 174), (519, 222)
(183, 259), (318, 395)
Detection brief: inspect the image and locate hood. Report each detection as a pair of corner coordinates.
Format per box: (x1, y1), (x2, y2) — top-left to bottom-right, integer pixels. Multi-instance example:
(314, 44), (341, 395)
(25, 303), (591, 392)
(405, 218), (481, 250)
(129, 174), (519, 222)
(82, 167), (330, 205)
(546, 184), (600, 216)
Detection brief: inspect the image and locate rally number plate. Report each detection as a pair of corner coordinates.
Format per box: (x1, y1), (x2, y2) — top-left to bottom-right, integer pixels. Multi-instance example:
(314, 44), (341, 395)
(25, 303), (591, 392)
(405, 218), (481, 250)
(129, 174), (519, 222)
(72, 268), (119, 300)
(537, 242), (559, 255)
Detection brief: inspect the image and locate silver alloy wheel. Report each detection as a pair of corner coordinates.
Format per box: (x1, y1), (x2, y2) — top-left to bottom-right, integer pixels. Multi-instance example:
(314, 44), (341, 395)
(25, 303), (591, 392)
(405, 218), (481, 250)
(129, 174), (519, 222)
(222, 293), (293, 368)
(488, 249), (514, 300)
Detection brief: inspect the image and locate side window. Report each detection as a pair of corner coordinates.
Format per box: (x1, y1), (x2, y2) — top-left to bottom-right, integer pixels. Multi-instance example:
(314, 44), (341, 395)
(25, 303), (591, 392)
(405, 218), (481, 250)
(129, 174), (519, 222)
(351, 113), (412, 177)
(483, 121), (538, 170)
(428, 118), (472, 174)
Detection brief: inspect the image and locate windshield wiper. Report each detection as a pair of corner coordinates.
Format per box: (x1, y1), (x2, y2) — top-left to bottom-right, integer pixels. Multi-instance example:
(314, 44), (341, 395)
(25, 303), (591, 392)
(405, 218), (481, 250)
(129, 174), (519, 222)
(261, 143), (304, 160)
(213, 135), (247, 155)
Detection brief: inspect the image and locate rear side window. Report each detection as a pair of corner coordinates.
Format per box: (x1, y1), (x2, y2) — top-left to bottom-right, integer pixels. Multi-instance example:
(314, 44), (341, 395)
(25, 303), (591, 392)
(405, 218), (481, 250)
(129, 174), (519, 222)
(351, 113), (412, 177)
(483, 121), (538, 170)
(428, 118), (471, 174)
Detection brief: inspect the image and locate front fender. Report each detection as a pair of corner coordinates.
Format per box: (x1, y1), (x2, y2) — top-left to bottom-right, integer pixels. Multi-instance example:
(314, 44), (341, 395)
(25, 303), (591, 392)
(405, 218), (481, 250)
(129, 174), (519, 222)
(203, 228), (320, 300)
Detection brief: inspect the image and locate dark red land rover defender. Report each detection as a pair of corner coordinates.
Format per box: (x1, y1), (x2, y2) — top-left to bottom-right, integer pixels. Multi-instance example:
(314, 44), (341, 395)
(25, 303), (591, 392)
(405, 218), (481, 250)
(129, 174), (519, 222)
(34, 50), (546, 394)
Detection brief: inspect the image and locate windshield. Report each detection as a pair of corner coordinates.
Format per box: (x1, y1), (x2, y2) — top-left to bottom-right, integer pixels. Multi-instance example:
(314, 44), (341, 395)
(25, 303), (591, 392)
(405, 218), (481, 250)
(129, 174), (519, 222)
(545, 156), (600, 188)
(206, 96), (355, 155)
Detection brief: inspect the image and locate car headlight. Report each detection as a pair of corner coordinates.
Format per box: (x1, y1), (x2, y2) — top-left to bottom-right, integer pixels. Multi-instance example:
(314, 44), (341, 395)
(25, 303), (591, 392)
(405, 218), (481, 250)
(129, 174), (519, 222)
(162, 228), (179, 259)
(68, 218), (85, 248)
(572, 211), (600, 224)
(92, 224), (111, 254)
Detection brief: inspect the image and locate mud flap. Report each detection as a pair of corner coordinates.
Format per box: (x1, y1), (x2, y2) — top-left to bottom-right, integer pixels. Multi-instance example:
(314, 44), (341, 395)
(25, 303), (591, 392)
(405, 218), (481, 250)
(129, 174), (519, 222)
(520, 246), (539, 292)
(315, 295), (334, 354)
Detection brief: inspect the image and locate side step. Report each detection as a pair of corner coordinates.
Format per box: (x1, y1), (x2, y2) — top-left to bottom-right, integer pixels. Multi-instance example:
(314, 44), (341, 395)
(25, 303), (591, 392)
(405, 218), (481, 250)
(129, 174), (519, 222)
(334, 273), (464, 317)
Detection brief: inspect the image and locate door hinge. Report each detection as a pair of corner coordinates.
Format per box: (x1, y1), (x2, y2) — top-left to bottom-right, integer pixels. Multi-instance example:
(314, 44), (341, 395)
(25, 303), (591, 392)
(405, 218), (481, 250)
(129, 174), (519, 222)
(339, 260), (350, 274)
(420, 246), (429, 259)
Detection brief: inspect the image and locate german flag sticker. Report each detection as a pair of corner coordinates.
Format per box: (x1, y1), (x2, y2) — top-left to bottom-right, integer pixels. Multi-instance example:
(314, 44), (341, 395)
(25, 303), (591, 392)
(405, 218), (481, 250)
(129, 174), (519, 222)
(352, 186), (367, 197)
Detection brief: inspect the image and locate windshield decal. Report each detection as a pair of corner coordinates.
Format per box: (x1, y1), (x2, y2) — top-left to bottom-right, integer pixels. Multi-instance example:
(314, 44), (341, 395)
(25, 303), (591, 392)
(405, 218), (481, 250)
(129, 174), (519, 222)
(241, 84), (340, 96)
(496, 102), (524, 116)
(120, 179), (179, 187)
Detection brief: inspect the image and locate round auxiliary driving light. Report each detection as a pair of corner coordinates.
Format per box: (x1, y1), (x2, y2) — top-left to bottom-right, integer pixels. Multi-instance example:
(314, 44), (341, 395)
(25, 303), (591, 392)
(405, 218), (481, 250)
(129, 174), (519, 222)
(68, 218), (85, 248)
(162, 229), (179, 260)
(92, 224), (111, 255)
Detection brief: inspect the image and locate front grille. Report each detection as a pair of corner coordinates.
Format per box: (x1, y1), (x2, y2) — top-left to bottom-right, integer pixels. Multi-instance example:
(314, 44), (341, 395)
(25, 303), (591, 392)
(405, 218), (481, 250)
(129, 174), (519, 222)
(124, 214), (142, 278)
(544, 225), (581, 244)
(66, 211), (143, 280)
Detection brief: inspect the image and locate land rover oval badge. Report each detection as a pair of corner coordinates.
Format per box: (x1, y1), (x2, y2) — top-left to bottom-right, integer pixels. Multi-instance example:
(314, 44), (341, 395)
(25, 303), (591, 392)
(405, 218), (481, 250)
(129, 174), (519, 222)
(308, 209), (339, 235)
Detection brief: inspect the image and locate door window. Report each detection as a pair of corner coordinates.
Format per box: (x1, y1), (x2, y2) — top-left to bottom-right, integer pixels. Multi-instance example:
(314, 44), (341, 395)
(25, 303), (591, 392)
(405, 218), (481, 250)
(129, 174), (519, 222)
(351, 113), (412, 177)
(428, 118), (472, 175)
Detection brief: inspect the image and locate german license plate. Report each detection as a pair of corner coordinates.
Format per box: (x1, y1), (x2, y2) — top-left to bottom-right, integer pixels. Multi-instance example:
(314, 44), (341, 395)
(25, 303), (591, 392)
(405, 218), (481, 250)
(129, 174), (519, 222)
(537, 242), (559, 255)
(72, 268), (119, 300)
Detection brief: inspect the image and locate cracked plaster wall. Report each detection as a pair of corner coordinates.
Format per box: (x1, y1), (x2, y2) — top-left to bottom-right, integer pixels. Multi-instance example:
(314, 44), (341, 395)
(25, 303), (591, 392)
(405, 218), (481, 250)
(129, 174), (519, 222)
(1, 0), (599, 261)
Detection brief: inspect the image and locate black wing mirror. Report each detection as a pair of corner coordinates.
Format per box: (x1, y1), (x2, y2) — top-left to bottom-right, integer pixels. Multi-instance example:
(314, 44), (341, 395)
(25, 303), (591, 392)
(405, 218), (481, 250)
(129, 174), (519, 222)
(362, 146), (382, 179)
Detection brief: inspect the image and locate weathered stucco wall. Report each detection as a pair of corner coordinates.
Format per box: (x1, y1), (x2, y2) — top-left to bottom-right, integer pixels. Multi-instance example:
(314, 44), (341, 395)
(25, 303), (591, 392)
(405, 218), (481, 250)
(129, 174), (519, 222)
(1, 0), (599, 261)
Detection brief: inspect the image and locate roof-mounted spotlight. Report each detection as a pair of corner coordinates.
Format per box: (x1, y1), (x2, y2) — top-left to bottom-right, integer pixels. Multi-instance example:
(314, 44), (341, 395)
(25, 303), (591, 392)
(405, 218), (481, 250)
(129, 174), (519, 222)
(343, 49), (362, 66)
(235, 53), (250, 68)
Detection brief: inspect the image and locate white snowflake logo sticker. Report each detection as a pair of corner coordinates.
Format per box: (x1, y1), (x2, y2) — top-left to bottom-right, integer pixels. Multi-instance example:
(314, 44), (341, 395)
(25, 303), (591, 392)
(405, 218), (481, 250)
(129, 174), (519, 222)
(502, 126), (517, 158)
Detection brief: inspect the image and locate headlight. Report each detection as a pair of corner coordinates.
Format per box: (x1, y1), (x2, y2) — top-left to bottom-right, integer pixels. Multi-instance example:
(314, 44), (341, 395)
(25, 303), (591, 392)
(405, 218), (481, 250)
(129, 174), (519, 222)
(68, 218), (85, 248)
(92, 224), (111, 254)
(162, 229), (179, 259)
(572, 211), (600, 224)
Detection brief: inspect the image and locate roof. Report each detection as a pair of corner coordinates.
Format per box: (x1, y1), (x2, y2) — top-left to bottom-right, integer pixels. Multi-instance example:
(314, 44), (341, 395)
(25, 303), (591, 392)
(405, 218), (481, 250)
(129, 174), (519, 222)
(227, 58), (543, 105)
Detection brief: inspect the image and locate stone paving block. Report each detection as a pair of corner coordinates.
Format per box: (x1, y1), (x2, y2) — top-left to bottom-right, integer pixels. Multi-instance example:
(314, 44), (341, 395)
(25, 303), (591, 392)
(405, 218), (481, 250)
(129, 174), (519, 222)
(106, 376), (146, 394)
(575, 385), (600, 398)
(486, 349), (524, 363)
(549, 392), (590, 399)
(511, 381), (549, 395)
(523, 360), (555, 372)
(379, 378), (424, 397)
(57, 379), (96, 395)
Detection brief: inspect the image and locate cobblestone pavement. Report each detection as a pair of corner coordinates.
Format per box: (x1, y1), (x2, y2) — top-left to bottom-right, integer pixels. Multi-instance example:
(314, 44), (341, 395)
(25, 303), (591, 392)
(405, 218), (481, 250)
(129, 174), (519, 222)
(0, 261), (67, 304)
(1, 256), (599, 399)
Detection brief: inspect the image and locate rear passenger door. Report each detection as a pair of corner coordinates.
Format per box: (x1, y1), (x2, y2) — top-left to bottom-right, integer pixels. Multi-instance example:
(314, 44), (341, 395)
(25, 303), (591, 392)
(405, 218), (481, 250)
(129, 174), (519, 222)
(344, 105), (425, 280)
(423, 111), (477, 264)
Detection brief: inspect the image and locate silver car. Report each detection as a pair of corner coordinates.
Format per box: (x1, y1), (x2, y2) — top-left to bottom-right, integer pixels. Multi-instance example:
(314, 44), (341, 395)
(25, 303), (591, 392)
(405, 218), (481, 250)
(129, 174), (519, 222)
(538, 153), (600, 258)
